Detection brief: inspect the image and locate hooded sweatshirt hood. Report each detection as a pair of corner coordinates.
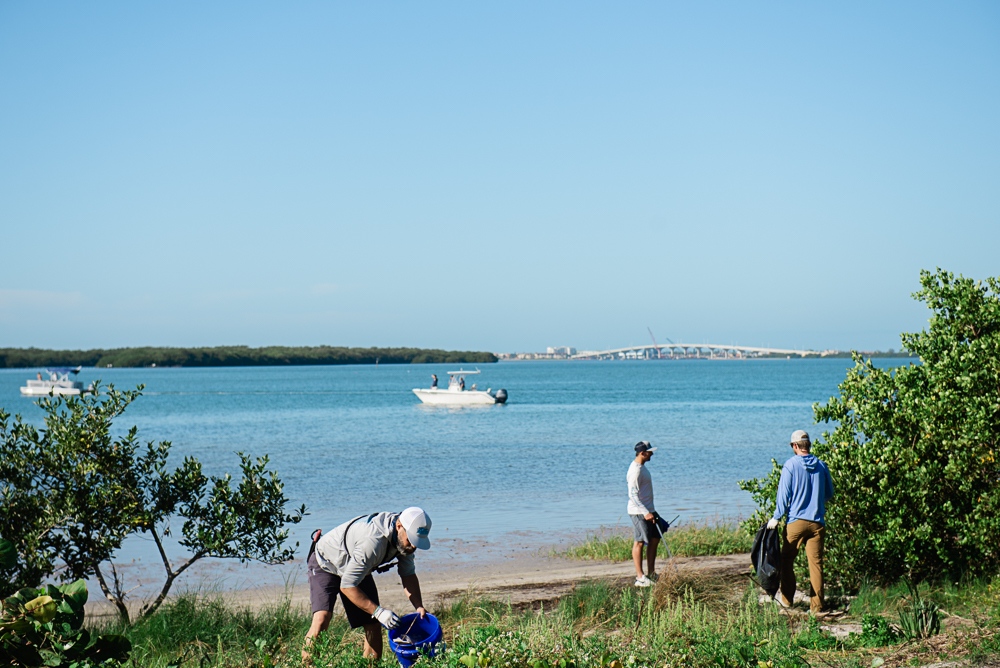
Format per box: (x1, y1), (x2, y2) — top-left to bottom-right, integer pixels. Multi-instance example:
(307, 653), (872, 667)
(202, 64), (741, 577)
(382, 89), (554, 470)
(799, 454), (820, 472)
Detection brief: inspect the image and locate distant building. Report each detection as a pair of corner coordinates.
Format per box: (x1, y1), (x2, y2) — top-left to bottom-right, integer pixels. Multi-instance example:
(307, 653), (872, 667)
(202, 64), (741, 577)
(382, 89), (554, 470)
(497, 347), (578, 360)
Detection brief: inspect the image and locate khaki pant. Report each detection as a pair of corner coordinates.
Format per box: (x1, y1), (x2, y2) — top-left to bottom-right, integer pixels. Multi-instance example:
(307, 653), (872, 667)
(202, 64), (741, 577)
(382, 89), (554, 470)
(780, 520), (826, 613)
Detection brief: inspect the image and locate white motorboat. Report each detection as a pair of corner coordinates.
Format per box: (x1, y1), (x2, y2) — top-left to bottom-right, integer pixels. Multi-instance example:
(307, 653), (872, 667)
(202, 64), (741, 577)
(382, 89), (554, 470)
(412, 368), (507, 405)
(20, 367), (94, 396)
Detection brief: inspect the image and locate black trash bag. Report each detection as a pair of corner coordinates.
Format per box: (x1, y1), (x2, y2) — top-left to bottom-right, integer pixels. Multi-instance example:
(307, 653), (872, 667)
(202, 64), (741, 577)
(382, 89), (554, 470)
(750, 524), (782, 597)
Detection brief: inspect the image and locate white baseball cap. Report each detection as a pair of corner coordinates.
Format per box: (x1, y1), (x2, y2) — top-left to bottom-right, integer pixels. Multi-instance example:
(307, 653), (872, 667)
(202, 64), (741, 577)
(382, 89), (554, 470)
(400, 507), (432, 550)
(790, 430), (811, 445)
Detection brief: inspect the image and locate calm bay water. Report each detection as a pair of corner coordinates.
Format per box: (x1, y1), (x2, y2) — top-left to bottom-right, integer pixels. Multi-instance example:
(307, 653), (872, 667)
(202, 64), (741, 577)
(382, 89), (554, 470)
(1, 358), (911, 556)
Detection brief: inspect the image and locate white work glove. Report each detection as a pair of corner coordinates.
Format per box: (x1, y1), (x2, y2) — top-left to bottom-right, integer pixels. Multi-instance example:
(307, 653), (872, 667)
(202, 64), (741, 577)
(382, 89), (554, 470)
(766, 518), (779, 530)
(373, 606), (400, 630)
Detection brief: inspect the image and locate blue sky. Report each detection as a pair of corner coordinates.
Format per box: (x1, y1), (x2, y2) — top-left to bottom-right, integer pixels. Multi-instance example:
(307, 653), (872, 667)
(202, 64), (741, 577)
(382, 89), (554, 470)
(2, 2), (998, 353)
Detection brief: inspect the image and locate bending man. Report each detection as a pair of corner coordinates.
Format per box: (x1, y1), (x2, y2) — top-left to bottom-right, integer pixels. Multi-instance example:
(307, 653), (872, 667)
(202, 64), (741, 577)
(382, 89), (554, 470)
(767, 430), (834, 614)
(303, 507), (432, 661)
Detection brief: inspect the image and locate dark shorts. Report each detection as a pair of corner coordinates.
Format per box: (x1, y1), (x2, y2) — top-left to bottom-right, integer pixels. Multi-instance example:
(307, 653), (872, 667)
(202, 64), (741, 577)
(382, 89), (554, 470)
(308, 551), (380, 629)
(630, 514), (659, 544)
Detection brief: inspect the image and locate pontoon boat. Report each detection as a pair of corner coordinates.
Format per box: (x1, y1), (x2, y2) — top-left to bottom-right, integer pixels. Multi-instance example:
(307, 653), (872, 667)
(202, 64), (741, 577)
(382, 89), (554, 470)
(20, 367), (94, 396)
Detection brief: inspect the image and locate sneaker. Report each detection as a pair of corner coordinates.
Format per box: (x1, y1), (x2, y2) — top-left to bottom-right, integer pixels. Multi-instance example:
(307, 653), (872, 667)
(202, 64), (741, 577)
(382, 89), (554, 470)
(772, 594), (792, 609)
(634, 575), (653, 588)
(647, 572), (659, 582)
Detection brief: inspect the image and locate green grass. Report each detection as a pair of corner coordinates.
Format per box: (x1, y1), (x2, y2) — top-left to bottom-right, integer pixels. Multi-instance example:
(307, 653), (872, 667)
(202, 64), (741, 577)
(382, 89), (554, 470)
(429, 571), (806, 668)
(88, 570), (1000, 667)
(98, 592), (317, 667)
(846, 573), (1000, 619)
(559, 518), (754, 561)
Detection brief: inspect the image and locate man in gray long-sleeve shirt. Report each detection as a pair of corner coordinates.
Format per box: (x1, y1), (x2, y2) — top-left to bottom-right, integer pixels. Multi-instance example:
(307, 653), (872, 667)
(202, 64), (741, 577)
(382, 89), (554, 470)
(302, 507), (432, 662)
(627, 441), (659, 587)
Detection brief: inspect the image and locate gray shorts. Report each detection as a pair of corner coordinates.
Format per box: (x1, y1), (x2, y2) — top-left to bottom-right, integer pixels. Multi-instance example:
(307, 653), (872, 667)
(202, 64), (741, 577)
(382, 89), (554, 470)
(631, 514), (658, 544)
(308, 551), (380, 628)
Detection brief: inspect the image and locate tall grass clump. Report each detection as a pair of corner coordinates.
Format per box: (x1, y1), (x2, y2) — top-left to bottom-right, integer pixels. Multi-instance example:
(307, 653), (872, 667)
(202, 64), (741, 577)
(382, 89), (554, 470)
(97, 592), (317, 667)
(561, 518), (752, 561)
(557, 579), (645, 630)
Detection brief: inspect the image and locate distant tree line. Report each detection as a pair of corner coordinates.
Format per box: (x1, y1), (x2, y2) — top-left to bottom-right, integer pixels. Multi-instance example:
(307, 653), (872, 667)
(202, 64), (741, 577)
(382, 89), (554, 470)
(0, 346), (497, 368)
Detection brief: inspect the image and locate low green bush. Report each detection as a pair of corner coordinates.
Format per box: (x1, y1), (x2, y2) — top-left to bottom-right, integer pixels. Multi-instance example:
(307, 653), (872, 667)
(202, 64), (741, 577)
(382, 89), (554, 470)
(1, 579), (131, 666)
(852, 613), (902, 648)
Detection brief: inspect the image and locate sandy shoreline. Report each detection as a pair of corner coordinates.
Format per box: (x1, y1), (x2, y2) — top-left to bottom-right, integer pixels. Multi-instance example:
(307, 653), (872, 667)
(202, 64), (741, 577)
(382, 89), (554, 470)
(86, 544), (752, 621)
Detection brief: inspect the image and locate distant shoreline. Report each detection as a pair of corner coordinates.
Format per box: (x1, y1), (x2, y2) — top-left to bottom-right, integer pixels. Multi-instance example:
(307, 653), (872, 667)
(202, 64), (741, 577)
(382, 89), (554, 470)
(0, 346), (497, 369)
(499, 351), (917, 361)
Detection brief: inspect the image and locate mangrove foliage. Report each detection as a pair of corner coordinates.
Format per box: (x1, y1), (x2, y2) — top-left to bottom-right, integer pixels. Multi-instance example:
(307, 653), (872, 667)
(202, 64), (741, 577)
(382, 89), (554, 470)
(741, 268), (1000, 585)
(0, 345), (497, 369)
(0, 385), (306, 625)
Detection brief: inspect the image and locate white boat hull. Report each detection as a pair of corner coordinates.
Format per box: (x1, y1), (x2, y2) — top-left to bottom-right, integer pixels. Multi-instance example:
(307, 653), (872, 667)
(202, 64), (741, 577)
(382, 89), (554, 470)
(412, 388), (500, 405)
(20, 385), (85, 396)
(20, 379), (91, 396)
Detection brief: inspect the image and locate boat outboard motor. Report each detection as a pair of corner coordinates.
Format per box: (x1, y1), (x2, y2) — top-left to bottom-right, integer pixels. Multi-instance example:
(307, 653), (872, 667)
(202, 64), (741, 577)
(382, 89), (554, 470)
(494, 389), (508, 404)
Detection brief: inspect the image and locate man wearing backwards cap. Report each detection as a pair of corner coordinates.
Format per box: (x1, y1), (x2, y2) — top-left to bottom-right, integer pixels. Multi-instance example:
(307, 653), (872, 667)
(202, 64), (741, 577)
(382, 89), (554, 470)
(627, 441), (660, 587)
(302, 507), (432, 662)
(766, 430), (835, 614)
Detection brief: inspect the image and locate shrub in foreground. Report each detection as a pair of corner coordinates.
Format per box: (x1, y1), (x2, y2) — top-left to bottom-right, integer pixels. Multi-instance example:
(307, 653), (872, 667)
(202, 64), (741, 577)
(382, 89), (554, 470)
(0, 386), (305, 624)
(1, 577), (130, 666)
(741, 269), (1000, 586)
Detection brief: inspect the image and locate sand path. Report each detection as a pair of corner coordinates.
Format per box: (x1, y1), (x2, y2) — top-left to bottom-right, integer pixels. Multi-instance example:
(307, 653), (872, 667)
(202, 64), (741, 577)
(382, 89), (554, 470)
(86, 551), (752, 621)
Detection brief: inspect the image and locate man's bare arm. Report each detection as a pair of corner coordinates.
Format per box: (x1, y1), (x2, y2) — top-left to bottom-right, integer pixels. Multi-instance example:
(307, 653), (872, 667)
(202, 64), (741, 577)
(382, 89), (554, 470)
(340, 586), (378, 615)
(400, 574), (426, 616)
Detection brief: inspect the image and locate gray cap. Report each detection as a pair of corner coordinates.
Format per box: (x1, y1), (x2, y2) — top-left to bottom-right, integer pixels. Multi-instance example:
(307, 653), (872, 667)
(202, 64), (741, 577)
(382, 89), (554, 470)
(635, 441), (657, 454)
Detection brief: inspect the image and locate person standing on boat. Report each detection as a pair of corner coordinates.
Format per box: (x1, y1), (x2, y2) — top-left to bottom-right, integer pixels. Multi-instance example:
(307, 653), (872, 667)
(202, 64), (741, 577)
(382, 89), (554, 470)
(459, 376), (466, 391)
(766, 430), (835, 614)
(302, 508), (432, 662)
(431, 374), (438, 389)
(627, 441), (659, 587)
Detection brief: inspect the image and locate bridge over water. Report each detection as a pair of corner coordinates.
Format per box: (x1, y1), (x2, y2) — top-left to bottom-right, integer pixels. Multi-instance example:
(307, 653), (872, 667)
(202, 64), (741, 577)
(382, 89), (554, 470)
(570, 343), (820, 360)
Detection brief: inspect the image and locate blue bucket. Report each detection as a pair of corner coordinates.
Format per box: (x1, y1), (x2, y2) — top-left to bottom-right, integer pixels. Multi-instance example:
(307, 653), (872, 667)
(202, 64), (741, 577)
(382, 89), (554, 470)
(387, 613), (444, 667)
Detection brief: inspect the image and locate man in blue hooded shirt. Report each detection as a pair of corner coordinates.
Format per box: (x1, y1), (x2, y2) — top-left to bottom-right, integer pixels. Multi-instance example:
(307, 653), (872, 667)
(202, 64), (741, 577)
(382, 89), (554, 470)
(766, 430), (834, 614)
